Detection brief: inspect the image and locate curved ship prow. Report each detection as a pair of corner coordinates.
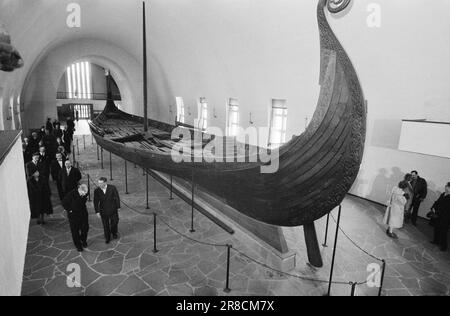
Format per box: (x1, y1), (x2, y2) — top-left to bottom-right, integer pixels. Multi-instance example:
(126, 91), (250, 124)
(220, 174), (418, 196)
(90, 0), (366, 268)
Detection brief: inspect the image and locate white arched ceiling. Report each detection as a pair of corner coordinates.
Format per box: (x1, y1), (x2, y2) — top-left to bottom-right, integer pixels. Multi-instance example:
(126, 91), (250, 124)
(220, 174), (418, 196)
(0, 0), (145, 131)
(19, 37), (144, 131)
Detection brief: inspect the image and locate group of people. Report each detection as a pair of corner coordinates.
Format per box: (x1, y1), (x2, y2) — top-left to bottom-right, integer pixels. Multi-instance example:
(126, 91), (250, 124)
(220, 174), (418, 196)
(24, 117), (77, 224)
(63, 177), (121, 252)
(24, 117), (122, 252)
(22, 117), (76, 164)
(384, 171), (450, 252)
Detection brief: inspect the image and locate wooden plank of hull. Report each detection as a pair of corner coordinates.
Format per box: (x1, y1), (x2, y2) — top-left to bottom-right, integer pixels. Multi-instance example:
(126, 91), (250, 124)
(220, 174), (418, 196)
(90, 0), (366, 229)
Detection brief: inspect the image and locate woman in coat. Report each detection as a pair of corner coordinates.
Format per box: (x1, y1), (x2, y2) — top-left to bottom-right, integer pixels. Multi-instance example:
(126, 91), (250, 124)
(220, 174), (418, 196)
(27, 169), (53, 224)
(430, 183), (450, 251)
(384, 181), (409, 239)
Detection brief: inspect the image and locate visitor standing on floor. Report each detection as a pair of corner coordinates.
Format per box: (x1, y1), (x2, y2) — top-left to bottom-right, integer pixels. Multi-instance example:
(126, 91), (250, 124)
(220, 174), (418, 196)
(28, 132), (40, 155)
(50, 152), (66, 201)
(403, 173), (414, 223)
(62, 184), (90, 252)
(94, 177), (121, 244)
(27, 169), (53, 225)
(45, 118), (53, 134)
(384, 181), (409, 239)
(430, 183), (450, 252)
(53, 123), (63, 139)
(22, 137), (32, 163)
(66, 116), (75, 142)
(26, 152), (40, 178)
(409, 171), (428, 226)
(38, 145), (51, 182)
(60, 160), (82, 198)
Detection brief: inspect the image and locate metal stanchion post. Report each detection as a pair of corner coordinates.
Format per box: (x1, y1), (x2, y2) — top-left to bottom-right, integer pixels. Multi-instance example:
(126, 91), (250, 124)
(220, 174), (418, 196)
(125, 160), (129, 194)
(378, 260), (387, 297)
(87, 174), (91, 202)
(323, 212), (330, 247)
(327, 205), (342, 296)
(190, 171), (195, 233)
(350, 282), (357, 297)
(97, 144), (100, 161)
(224, 244), (232, 293)
(169, 175), (173, 200)
(100, 147), (104, 169)
(83, 135), (86, 150)
(77, 138), (80, 155)
(72, 145), (76, 163)
(152, 213), (158, 253)
(109, 152), (113, 180)
(146, 170), (149, 209)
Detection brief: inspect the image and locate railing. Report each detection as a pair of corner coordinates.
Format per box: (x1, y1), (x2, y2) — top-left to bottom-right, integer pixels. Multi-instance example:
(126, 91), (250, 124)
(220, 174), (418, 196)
(56, 92), (122, 101)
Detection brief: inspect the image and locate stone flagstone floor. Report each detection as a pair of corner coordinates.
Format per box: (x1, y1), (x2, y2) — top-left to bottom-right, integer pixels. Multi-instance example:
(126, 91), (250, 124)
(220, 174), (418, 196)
(21, 135), (450, 296)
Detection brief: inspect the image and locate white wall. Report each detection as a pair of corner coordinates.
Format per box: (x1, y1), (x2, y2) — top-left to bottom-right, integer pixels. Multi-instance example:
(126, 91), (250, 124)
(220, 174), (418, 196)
(0, 135), (30, 296)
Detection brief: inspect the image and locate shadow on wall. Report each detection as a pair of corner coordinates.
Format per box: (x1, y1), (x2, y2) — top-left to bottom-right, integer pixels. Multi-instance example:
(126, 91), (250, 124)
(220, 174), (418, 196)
(368, 166), (444, 217)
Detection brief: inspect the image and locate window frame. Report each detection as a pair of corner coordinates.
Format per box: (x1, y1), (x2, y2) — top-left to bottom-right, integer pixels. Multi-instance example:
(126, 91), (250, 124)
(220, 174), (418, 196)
(268, 99), (288, 148)
(227, 98), (240, 137)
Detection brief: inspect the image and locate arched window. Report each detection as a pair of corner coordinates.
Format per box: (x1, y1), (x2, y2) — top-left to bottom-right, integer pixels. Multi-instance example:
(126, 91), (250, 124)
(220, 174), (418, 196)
(66, 61), (92, 99)
(227, 98), (239, 137)
(269, 99), (288, 148)
(198, 97), (208, 130)
(176, 97), (185, 124)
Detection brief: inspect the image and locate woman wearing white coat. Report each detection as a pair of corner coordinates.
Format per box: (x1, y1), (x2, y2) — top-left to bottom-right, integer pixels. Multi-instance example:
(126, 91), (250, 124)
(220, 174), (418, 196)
(384, 181), (409, 239)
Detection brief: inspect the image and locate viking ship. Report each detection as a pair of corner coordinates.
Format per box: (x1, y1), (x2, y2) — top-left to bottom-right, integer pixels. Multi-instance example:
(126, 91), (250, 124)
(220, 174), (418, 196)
(89, 0), (366, 267)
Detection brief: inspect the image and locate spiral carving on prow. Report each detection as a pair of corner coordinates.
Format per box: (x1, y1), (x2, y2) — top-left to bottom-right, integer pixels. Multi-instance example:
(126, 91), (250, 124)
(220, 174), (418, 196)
(327, 0), (352, 13)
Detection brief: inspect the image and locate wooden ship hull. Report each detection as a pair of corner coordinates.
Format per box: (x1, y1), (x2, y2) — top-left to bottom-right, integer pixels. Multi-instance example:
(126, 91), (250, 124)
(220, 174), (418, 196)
(89, 0), (366, 267)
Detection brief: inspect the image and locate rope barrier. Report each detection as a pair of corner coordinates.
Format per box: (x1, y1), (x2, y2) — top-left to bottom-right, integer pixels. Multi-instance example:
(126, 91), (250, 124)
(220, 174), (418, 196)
(330, 213), (384, 262)
(232, 248), (350, 285)
(156, 215), (228, 248)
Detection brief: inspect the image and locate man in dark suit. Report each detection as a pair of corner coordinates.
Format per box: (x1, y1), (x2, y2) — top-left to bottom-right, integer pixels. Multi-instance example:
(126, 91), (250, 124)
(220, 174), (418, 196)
(430, 183), (450, 252)
(22, 137), (32, 163)
(62, 127), (72, 153)
(60, 160), (82, 198)
(45, 118), (53, 134)
(43, 128), (57, 159)
(50, 153), (66, 201)
(26, 152), (41, 178)
(38, 145), (51, 181)
(53, 123), (63, 139)
(28, 132), (40, 155)
(62, 184), (89, 252)
(66, 117), (75, 142)
(410, 170), (428, 226)
(94, 177), (121, 244)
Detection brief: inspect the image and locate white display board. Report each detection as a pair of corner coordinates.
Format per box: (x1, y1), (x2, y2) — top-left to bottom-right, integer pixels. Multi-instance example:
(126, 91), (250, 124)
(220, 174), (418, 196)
(398, 120), (450, 159)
